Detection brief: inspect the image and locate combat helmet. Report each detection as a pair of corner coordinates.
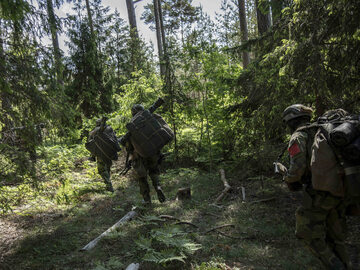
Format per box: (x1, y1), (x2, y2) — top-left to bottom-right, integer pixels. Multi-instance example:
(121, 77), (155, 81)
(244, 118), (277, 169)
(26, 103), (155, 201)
(96, 118), (102, 126)
(131, 104), (145, 116)
(283, 104), (313, 123)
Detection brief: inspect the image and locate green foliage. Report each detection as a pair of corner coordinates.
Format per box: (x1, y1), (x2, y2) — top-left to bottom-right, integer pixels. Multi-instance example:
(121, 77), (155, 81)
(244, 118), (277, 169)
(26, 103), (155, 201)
(93, 257), (124, 270)
(135, 226), (201, 265)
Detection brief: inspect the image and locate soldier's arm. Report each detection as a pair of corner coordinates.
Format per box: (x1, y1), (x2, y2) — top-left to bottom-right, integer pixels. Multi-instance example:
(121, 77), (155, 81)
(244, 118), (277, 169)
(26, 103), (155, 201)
(284, 132), (308, 184)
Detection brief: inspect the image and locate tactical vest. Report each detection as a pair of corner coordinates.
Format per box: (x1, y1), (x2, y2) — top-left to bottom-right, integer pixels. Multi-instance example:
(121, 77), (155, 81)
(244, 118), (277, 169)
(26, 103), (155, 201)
(126, 110), (174, 158)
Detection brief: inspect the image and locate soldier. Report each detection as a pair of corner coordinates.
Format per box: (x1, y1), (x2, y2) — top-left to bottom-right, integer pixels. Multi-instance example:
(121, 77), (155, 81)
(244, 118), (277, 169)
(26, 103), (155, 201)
(121, 104), (166, 205)
(275, 104), (351, 269)
(88, 118), (117, 192)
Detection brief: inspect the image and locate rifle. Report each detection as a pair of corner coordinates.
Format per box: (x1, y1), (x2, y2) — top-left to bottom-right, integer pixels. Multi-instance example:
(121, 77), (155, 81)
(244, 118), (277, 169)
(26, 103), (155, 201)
(273, 144), (288, 175)
(120, 150), (132, 175)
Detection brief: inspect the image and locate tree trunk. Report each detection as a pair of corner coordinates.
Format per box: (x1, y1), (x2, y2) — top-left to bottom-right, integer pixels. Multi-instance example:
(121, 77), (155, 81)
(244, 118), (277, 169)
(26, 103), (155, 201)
(237, 0), (250, 68)
(46, 0), (63, 85)
(270, 0), (283, 24)
(85, 0), (95, 37)
(153, 0), (165, 77)
(255, 0), (271, 35)
(156, 0), (178, 160)
(0, 19), (12, 130)
(157, 0), (167, 59)
(126, 0), (139, 39)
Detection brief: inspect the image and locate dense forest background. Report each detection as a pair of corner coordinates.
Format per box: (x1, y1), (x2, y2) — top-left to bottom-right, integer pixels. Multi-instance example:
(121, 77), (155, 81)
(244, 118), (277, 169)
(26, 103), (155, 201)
(0, 0), (360, 269)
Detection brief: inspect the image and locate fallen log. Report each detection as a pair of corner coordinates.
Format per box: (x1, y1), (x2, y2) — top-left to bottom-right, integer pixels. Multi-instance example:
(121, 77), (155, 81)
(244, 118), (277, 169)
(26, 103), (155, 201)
(81, 210), (138, 251)
(125, 263), (140, 270)
(214, 169), (231, 204)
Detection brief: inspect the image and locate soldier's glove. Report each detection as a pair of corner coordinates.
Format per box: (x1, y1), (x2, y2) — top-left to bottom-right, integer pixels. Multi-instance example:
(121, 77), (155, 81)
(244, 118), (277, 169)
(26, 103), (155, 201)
(273, 162), (287, 176)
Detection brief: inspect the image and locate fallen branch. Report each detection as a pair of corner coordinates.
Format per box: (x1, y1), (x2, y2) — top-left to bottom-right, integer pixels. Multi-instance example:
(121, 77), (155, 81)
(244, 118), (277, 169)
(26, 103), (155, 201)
(174, 221), (199, 228)
(214, 230), (244, 240)
(125, 263), (140, 270)
(81, 210), (138, 251)
(204, 224), (235, 234)
(241, 186), (246, 201)
(249, 197), (276, 204)
(214, 169), (232, 204)
(160, 215), (198, 228)
(159, 215), (181, 221)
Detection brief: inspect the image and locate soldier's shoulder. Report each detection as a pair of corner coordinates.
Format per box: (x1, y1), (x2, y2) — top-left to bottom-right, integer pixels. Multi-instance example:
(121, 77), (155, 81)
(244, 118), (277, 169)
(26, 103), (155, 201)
(290, 130), (308, 142)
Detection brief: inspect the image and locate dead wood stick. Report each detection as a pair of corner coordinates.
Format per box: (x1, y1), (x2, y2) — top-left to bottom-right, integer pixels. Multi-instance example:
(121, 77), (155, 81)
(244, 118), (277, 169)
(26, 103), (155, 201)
(214, 169), (232, 204)
(81, 210), (137, 251)
(159, 215), (181, 221)
(249, 197), (277, 204)
(125, 263), (140, 270)
(204, 224), (235, 234)
(160, 215), (198, 228)
(214, 230), (244, 240)
(174, 221), (199, 228)
(241, 186), (246, 201)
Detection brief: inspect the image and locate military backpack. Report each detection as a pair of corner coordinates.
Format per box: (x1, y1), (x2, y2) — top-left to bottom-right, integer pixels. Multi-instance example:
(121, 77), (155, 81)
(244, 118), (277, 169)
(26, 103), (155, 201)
(302, 110), (360, 198)
(126, 110), (174, 158)
(85, 125), (121, 162)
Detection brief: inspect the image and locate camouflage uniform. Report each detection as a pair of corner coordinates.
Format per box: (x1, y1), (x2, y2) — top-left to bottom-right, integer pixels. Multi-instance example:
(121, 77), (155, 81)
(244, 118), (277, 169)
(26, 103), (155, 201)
(125, 140), (166, 204)
(89, 124), (116, 192)
(284, 122), (350, 269)
(124, 104), (166, 204)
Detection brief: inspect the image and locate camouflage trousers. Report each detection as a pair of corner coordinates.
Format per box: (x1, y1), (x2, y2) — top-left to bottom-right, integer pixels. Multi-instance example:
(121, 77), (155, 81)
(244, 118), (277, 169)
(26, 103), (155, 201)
(97, 159), (114, 192)
(295, 187), (350, 269)
(133, 154), (165, 203)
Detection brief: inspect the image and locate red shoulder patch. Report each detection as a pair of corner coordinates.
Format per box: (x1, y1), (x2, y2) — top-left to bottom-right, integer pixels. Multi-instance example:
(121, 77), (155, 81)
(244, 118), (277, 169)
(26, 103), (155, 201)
(288, 143), (301, 157)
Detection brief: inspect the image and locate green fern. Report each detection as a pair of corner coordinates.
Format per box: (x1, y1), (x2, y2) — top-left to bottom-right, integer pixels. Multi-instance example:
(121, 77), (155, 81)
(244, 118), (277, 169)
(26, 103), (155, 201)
(143, 249), (186, 264)
(135, 226), (202, 265)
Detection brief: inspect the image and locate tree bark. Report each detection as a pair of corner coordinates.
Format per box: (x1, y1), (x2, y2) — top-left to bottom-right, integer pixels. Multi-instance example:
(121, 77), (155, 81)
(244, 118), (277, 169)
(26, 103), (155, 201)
(153, 0), (165, 77)
(255, 0), (271, 35)
(270, 0), (283, 24)
(155, 0), (178, 160)
(85, 0), (95, 38)
(0, 19), (12, 130)
(46, 0), (63, 85)
(237, 0), (250, 68)
(126, 0), (139, 39)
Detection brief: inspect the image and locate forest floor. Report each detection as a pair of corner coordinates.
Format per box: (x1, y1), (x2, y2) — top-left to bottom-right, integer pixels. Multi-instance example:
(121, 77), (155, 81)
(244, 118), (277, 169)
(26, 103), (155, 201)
(1, 149), (359, 270)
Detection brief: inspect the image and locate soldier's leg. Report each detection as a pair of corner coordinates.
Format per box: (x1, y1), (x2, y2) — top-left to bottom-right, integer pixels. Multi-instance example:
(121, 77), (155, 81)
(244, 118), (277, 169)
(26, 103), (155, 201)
(149, 173), (166, 203)
(138, 177), (151, 203)
(133, 158), (151, 203)
(327, 206), (351, 268)
(97, 160), (114, 192)
(147, 156), (166, 203)
(296, 205), (345, 269)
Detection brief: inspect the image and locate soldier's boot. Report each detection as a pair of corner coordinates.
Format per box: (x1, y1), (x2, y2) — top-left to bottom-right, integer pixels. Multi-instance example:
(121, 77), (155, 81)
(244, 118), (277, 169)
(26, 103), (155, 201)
(334, 243), (352, 269)
(142, 193), (152, 206)
(139, 177), (151, 204)
(106, 182), (114, 192)
(150, 174), (166, 203)
(101, 172), (114, 192)
(309, 241), (346, 270)
(156, 186), (166, 203)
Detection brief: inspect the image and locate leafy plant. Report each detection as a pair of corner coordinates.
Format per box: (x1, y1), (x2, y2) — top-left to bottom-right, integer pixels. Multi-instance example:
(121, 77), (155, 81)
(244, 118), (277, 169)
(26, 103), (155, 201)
(135, 226), (201, 265)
